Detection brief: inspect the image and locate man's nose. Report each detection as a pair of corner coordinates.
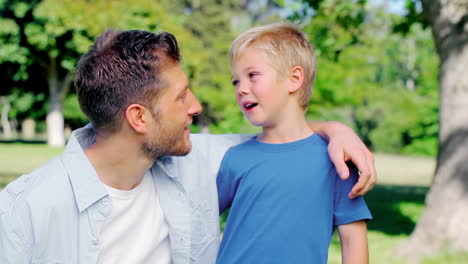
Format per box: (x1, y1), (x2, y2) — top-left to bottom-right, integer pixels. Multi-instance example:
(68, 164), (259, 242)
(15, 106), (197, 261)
(188, 90), (202, 116)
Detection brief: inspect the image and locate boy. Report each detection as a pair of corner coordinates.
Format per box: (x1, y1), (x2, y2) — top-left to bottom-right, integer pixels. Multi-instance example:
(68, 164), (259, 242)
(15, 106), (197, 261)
(217, 23), (372, 264)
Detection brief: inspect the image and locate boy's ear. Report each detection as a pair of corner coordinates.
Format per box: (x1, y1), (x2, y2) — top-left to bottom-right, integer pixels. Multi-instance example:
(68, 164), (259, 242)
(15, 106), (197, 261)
(288, 66), (304, 93)
(125, 104), (150, 134)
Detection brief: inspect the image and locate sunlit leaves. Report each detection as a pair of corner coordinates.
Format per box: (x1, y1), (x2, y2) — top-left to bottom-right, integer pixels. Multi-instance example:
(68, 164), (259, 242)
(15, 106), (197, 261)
(299, 2), (439, 155)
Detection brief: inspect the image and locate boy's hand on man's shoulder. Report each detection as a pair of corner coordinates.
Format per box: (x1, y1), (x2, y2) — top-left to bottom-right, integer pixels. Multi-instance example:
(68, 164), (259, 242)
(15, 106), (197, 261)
(325, 122), (377, 198)
(308, 121), (377, 197)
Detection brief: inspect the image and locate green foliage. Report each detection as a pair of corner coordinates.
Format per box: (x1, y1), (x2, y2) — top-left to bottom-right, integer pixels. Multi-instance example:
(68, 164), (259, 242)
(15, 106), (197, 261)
(62, 93), (87, 129)
(162, 0), (240, 131)
(1, 0), (440, 155)
(7, 90), (47, 120)
(298, 0), (367, 60)
(0, 17), (29, 83)
(24, 0), (204, 74)
(302, 3), (439, 156)
(1, 0), (205, 131)
(393, 0), (428, 34)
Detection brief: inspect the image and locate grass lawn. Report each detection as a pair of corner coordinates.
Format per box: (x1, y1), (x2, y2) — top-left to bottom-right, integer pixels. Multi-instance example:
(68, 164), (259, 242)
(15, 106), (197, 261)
(328, 184), (468, 263)
(1, 144), (467, 263)
(0, 143), (63, 189)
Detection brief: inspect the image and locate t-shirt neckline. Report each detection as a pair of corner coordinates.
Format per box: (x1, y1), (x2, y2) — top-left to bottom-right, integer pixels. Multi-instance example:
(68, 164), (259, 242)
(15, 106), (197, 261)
(249, 133), (321, 152)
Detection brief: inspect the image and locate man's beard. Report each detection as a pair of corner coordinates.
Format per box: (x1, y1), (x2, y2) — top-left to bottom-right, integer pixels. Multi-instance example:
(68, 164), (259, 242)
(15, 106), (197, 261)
(141, 122), (191, 159)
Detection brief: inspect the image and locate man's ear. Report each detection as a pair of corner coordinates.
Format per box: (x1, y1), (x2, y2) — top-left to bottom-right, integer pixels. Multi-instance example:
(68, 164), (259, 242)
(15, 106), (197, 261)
(288, 66), (304, 93)
(125, 104), (150, 134)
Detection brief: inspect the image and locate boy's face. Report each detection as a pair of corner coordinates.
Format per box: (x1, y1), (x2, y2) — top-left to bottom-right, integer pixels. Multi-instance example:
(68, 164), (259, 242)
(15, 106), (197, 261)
(231, 46), (290, 127)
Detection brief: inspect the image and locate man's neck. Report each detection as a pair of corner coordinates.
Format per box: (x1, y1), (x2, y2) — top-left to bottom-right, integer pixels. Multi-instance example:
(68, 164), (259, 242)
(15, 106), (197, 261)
(84, 133), (154, 191)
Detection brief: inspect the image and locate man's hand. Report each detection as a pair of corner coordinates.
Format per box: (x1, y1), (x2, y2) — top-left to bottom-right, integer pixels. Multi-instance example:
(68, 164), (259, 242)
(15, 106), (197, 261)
(309, 121), (377, 198)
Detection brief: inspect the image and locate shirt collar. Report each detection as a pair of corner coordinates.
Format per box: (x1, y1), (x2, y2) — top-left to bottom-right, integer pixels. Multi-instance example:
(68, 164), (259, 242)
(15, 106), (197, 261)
(62, 124), (108, 213)
(154, 156), (177, 179)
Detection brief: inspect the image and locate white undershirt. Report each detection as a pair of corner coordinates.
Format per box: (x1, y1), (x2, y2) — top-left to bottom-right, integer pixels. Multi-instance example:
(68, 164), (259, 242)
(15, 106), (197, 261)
(97, 171), (172, 264)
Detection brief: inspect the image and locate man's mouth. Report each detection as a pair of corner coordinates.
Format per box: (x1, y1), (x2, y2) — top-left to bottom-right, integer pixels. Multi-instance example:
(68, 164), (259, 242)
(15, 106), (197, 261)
(184, 122), (192, 132)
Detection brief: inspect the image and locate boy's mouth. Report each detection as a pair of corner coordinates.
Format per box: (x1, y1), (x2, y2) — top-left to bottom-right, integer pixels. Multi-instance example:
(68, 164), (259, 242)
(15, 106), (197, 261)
(244, 103), (258, 111)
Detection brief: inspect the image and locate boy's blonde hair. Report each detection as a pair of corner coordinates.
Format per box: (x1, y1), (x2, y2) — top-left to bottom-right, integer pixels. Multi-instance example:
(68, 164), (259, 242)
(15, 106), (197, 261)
(230, 22), (316, 110)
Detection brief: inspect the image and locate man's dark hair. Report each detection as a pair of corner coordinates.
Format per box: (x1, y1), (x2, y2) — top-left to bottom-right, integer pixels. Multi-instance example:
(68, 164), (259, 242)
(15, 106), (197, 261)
(75, 29), (181, 133)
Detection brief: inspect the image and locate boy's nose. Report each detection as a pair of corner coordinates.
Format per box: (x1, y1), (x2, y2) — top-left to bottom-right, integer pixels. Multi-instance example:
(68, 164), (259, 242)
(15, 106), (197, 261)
(237, 82), (249, 96)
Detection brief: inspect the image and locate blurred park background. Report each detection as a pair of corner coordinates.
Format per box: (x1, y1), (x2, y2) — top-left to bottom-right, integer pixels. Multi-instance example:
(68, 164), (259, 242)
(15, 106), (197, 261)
(1, 0), (467, 263)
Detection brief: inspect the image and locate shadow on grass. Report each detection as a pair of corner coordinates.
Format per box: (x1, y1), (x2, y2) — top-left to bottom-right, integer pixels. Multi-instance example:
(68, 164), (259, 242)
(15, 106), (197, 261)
(0, 139), (46, 144)
(366, 184), (428, 235)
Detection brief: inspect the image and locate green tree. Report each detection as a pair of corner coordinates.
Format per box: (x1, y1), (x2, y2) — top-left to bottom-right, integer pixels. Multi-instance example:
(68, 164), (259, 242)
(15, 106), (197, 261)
(295, 0), (468, 260)
(300, 1), (438, 155)
(0, 0), (30, 138)
(0, 0), (203, 145)
(395, 0), (468, 261)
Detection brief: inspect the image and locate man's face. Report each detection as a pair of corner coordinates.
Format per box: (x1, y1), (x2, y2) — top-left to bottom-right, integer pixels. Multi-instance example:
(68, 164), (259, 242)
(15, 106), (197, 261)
(142, 64), (202, 158)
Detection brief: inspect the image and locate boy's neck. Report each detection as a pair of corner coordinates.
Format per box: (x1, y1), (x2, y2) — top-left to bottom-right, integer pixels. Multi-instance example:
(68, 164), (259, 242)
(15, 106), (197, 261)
(258, 111), (314, 144)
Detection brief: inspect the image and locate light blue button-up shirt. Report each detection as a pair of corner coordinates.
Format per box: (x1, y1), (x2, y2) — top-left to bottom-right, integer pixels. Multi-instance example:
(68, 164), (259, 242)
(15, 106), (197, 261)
(0, 125), (249, 264)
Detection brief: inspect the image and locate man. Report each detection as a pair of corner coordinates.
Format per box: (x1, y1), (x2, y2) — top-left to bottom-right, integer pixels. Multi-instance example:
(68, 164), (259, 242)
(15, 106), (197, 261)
(0, 30), (376, 263)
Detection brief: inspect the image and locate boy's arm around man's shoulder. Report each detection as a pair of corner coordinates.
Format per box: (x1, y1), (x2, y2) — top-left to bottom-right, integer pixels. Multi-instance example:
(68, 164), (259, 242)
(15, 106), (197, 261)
(309, 121), (377, 197)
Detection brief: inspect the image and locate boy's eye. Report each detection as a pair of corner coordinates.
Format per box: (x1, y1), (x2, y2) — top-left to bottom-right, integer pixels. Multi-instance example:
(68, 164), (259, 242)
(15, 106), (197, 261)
(249, 73), (258, 78)
(232, 80), (239, 87)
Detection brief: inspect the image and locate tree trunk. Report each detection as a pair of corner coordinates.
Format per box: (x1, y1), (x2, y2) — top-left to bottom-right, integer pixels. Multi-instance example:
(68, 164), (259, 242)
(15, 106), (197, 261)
(47, 97), (64, 147)
(0, 96), (12, 139)
(46, 56), (73, 147)
(397, 0), (468, 262)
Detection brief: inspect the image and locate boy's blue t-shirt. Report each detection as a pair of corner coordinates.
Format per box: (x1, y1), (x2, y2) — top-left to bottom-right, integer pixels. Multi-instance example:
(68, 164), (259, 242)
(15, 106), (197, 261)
(216, 133), (372, 264)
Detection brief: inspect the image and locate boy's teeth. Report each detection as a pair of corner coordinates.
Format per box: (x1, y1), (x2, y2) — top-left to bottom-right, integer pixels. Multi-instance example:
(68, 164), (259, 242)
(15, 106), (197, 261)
(245, 103), (257, 109)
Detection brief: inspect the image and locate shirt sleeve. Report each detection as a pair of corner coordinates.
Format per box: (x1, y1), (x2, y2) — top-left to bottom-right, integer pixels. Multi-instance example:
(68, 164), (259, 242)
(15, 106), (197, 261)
(333, 163), (372, 226)
(0, 177), (33, 264)
(189, 133), (252, 181)
(0, 202), (32, 264)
